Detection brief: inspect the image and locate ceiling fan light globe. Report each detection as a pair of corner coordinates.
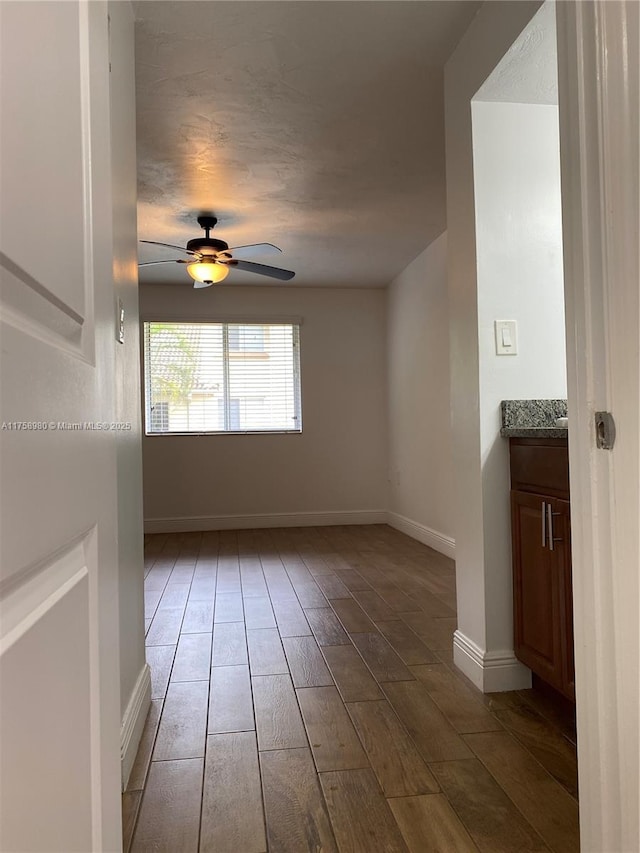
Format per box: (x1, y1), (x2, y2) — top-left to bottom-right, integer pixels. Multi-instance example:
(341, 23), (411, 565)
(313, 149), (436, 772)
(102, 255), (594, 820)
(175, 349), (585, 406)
(186, 261), (229, 284)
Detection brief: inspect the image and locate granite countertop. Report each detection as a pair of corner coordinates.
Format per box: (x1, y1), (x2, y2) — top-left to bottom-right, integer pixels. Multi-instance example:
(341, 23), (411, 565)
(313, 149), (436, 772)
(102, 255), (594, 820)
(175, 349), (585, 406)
(500, 399), (568, 438)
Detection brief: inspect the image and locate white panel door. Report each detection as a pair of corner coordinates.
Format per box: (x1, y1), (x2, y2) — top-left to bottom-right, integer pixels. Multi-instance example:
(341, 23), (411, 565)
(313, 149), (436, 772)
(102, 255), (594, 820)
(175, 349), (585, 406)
(557, 1), (639, 850)
(0, 2), (122, 850)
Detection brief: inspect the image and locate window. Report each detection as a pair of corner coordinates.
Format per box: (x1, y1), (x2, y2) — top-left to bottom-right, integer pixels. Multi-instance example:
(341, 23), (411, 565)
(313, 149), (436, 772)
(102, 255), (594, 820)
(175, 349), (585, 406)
(149, 401), (169, 432)
(228, 324), (265, 352)
(144, 321), (302, 434)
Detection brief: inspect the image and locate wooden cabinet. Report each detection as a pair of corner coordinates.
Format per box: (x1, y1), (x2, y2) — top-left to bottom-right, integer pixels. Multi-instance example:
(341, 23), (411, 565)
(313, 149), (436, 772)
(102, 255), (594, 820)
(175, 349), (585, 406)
(510, 439), (575, 700)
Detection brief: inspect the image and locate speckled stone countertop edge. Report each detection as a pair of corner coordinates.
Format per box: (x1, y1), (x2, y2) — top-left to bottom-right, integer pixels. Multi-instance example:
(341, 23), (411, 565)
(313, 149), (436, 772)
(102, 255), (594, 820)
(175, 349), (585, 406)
(500, 426), (569, 438)
(500, 399), (568, 438)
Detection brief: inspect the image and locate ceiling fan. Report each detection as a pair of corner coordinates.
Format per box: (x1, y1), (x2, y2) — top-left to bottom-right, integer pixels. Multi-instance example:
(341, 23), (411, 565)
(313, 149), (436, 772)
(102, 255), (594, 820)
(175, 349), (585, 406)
(138, 215), (295, 288)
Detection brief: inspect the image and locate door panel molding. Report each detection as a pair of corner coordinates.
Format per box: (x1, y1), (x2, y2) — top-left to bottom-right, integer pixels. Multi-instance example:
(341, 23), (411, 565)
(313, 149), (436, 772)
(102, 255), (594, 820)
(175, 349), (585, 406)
(0, 528), (105, 851)
(0, 0), (95, 360)
(0, 531), (91, 651)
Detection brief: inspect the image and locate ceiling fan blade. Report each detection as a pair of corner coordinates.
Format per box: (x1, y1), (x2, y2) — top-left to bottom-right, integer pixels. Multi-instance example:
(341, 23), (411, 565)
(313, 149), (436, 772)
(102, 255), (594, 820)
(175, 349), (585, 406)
(226, 242), (282, 259)
(225, 259), (295, 281)
(193, 280), (214, 289)
(139, 240), (199, 256)
(138, 259), (189, 266)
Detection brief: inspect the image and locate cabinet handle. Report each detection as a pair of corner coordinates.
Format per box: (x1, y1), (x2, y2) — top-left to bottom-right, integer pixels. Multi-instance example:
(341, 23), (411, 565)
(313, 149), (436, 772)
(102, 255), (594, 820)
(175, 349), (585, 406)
(541, 501), (546, 548)
(547, 504), (563, 551)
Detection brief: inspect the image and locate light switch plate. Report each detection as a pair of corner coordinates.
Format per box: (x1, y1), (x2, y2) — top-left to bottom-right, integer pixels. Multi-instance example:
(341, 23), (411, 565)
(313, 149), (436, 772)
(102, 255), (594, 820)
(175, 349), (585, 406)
(495, 320), (517, 355)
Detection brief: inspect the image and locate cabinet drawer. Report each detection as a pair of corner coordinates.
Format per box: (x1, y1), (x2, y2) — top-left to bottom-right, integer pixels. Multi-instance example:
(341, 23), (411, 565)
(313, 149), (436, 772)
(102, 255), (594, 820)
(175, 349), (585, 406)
(510, 439), (569, 498)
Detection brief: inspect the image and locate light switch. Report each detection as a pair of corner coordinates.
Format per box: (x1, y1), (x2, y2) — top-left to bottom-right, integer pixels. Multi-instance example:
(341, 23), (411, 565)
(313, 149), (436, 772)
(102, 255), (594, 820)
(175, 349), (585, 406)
(495, 320), (517, 355)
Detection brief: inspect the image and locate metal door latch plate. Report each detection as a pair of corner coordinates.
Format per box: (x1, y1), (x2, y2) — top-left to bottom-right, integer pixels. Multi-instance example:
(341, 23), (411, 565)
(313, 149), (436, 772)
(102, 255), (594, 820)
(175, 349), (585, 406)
(595, 411), (616, 450)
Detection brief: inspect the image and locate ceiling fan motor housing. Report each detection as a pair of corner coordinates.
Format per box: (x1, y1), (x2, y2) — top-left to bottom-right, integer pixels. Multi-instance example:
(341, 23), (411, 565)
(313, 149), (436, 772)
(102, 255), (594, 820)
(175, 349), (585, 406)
(186, 236), (229, 255)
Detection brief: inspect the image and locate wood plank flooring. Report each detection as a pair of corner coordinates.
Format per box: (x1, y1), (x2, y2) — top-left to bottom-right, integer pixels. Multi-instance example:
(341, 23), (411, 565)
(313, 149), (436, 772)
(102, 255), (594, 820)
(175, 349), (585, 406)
(125, 525), (579, 853)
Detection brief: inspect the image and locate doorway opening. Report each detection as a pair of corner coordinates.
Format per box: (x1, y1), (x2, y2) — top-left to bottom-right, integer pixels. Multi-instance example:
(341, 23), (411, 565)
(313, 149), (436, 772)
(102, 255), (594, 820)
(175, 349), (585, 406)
(470, 0), (578, 827)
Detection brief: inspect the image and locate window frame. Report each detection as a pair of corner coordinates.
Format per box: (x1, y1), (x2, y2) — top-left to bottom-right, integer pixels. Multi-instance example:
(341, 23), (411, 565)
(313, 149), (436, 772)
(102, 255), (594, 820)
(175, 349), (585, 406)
(142, 318), (303, 437)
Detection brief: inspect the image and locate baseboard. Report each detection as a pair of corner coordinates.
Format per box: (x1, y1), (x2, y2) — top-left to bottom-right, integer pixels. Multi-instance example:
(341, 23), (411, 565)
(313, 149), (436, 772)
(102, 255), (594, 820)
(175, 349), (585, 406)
(144, 509), (387, 534)
(120, 663), (151, 790)
(453, 630), (531, 692)
(386, 512), (456, 560)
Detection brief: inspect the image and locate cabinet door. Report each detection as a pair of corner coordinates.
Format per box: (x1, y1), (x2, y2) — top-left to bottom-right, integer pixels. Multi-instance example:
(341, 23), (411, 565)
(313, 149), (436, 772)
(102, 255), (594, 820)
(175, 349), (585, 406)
(549, 498), (575, 700)
(511, 491), (565, 692)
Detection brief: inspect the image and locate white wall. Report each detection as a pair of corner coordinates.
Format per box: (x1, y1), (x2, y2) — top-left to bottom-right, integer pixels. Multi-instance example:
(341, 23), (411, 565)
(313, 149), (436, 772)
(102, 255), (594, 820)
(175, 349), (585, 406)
(473, 100), (566, 655)
(140, 284), (388, 529)
(387, 234), (455, 555)
(444, 0), (545, 690)
(110, 0), (148, 786)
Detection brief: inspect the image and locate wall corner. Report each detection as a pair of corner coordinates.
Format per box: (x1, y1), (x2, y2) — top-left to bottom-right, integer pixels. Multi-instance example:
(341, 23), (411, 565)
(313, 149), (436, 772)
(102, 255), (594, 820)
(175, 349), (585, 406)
(453, 629), (531, 693)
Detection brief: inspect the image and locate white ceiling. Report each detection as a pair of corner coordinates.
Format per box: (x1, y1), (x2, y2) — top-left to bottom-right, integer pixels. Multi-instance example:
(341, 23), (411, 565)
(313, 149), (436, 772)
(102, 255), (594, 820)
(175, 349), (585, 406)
(475, 2), (557, 106)
(134, 1), (480, 288)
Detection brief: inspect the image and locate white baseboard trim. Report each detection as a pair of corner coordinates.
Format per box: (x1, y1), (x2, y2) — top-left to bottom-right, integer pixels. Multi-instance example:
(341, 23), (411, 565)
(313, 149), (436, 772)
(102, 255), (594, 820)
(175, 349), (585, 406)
(144, 509), (387, 534)
(120, 663), (151, 791)
(386, 512), (456, 560)
(453, 630), (531, 693)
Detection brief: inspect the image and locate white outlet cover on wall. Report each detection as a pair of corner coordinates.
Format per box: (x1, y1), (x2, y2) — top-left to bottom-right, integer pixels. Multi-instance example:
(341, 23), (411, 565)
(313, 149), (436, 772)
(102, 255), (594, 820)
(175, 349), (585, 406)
(494, 320), (517, 355)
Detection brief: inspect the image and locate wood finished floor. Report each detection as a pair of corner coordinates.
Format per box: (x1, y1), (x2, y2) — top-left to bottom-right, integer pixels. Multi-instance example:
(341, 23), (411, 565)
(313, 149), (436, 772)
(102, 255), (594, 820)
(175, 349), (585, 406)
(125, 524), (579, 853)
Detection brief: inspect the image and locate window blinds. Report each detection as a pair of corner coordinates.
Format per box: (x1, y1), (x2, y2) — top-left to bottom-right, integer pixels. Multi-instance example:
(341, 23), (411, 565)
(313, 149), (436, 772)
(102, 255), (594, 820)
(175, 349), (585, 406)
(144, 322), (302, 434)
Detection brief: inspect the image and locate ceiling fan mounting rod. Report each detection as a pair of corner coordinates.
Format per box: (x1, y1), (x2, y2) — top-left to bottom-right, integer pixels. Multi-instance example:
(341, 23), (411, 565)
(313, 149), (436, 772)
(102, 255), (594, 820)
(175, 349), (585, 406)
(197, 215), (218, 239)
